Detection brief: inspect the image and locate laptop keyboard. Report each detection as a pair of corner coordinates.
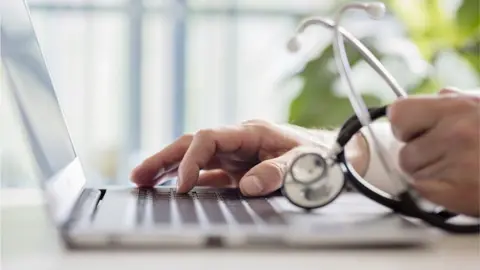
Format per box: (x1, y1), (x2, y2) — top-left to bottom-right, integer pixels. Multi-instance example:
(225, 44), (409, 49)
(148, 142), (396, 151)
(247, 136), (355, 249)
(195, 191), (227, 224)
(111, 188), (287, 228)
(220, 190), (255, 224)
(174, 192), (200, 224)
(152, 189), (172, 224)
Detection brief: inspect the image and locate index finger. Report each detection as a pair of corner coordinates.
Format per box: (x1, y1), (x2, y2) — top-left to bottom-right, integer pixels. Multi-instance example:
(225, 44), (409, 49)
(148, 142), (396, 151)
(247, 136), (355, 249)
(130, 134), (193, 186)
(177, 126), (259, 193)
(387, 95), (446, 142)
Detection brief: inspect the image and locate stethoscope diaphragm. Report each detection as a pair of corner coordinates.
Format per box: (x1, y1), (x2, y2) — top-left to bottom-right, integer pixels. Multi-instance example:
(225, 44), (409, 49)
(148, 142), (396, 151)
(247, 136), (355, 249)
(282, 151), (346, 210)
(289, 153), (327, 185)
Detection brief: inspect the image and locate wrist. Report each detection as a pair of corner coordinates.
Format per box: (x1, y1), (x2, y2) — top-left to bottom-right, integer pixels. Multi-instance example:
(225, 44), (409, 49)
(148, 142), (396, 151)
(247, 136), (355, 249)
(280, 124), (370, 175)
(345, 132), (370, 177)
(279, 124), (337, 148)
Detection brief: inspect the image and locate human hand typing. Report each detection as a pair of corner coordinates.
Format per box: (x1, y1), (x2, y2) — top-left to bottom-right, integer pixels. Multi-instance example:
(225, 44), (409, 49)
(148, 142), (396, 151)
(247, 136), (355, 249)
(130, 120), (368, 197)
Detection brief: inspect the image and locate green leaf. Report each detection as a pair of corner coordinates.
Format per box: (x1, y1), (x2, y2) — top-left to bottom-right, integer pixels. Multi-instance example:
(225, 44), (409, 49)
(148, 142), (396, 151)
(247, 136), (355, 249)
(457, 37), (480, 73)
(288, 40), (382, 128)
(409, 76), (442, 95)
(385, 0), (460, 59)
(288, 0), (480, 130)
(456, 0), (480, 39)
(462, 53), (480, 73)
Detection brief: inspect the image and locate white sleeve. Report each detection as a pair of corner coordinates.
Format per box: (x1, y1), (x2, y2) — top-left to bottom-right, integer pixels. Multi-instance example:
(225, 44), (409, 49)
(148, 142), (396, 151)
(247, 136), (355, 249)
(359, 121), (412, 195)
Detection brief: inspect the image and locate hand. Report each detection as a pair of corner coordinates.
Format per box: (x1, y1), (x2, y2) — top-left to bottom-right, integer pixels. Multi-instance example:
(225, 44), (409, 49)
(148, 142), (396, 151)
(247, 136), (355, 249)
(130, 120), (368, 196)
(387, 88), (480, 217)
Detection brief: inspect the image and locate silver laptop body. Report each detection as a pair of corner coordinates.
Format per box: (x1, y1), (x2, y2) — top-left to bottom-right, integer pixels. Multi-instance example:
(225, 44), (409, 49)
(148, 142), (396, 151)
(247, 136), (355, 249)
(1, 0), (436, 249)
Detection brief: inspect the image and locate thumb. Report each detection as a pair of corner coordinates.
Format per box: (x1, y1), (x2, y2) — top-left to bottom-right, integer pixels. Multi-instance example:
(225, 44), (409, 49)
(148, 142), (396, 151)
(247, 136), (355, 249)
(239, 146), (323, 196)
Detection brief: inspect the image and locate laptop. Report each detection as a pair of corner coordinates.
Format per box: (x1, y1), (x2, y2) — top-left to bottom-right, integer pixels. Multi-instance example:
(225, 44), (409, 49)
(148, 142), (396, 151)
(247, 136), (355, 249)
(1, 0), (436, 249)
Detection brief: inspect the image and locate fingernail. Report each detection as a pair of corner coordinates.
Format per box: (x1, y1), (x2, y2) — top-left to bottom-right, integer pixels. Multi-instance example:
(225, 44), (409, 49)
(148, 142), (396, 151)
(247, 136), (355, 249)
(242, 176), (263, 195)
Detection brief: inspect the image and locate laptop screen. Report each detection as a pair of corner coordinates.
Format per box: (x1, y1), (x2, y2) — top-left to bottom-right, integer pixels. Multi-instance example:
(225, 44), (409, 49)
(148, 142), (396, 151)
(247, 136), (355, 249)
(1, 0), (77, 180)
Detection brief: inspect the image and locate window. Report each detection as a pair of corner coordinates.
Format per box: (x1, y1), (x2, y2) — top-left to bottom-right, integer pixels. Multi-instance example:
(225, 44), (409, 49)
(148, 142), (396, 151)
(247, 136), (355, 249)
(1, 0), (338, 187)
(4, 0), (476, 188)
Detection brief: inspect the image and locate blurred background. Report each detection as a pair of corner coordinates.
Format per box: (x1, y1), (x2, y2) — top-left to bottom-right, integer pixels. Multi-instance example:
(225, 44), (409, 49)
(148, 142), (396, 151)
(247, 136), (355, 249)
(1, 0), (479, 188)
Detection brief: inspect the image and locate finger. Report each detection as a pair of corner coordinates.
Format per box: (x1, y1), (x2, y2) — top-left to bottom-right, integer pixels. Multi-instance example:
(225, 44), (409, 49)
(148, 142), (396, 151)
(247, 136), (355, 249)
(143, 157), (226, 188)
(239, 148), (305, 196)
(412, 179), (452, 206)
(387, 96), (446, 142)
(408, 154), (449, 182)
(398, 123), (448, 175)
(439, 88), (480, 107)
(177, 126), (259, 193)
(130, 134), (193, 186)
(439, 87), (462, 95)
(196, 170), (235, 187)
(412, 179), (479, 216)
(153, 169), (180, 186)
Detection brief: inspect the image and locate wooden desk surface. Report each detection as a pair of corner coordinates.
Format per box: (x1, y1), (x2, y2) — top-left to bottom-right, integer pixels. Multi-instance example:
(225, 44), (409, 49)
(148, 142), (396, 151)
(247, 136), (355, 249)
(1, 189), (479, 270)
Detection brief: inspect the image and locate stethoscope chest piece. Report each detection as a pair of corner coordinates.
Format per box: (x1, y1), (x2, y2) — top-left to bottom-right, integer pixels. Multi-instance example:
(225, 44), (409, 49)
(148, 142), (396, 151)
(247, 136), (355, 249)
(282, 152), (345, 210)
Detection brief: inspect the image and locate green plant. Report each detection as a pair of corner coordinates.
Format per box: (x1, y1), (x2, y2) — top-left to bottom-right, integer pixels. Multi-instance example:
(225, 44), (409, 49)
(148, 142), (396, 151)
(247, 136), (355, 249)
(288, 0), (479, 128)
(288, 38), (383, 128)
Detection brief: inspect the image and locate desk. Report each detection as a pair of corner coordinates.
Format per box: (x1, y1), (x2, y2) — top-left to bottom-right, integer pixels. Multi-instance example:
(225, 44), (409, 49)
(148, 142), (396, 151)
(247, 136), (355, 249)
(1, 189), (479, 270)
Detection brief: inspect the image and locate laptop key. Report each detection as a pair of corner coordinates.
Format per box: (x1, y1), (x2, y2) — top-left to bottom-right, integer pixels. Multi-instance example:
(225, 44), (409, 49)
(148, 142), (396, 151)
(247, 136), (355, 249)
(152, 189), (171, 224)
(218, 191), (254, 225)
(136, 188), (149, 226)
(195, 192), (227, 225)
(174, 192), (199, 224)
(246, 198), (286, 225)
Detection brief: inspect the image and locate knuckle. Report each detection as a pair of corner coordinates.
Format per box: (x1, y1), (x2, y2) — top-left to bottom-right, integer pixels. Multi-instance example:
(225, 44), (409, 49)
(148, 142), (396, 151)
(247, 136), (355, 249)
(242, 119), (272, 132)
(195, 128), (215, 139)
(241, 119), (267, 125)
(179, 133), (193, 142)
(177, 133), (194, 148)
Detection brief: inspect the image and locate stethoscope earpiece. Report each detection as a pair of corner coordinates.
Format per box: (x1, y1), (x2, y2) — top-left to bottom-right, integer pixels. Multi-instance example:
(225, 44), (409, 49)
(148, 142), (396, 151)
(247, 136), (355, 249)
(286, 36), (301, 53)
(365, 2), (386, 19)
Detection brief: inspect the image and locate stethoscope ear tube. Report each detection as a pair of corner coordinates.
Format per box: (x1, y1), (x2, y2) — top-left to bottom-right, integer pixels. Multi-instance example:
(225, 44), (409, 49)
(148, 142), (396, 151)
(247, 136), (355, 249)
(336, 105), (480, 234)
(397, 192), (480, 234)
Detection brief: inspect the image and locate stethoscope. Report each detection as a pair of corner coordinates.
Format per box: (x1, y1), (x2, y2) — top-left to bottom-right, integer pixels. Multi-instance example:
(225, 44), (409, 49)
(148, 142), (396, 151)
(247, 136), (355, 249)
(281, 2), (480, 234)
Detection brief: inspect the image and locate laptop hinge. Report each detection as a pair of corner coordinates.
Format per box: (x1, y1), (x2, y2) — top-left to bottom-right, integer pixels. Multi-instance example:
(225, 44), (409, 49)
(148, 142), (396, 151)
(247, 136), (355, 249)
(62, 188), (103, 232)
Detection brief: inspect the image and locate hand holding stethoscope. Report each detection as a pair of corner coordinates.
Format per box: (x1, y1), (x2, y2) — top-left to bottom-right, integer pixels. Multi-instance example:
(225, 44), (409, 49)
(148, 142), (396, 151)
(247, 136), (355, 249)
(281, 2), (480, 234)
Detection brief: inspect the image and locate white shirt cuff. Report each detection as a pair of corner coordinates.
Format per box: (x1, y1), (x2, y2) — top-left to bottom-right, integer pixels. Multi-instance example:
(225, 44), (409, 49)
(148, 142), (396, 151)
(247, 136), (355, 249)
(359, 121), (410, 195)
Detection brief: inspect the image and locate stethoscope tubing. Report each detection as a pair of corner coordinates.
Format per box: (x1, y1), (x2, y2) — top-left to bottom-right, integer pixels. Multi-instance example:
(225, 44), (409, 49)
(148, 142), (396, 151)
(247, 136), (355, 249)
(335, 106), (480, 234)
